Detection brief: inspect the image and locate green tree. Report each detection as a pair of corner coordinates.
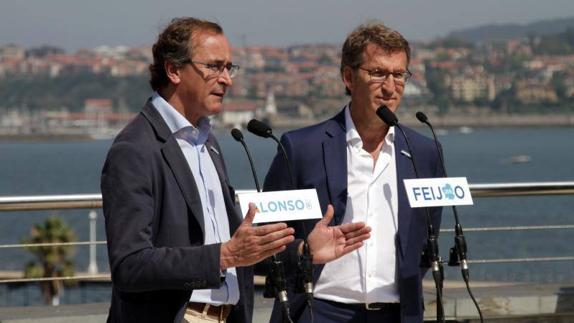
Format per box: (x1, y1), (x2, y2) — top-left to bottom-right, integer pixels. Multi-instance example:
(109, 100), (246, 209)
(0, 74), (149, 113)
(424, 61), (452, 114)
(22, 215), (76, 306)
(551, 72), (568, 99)
(427, 37), (474, 49)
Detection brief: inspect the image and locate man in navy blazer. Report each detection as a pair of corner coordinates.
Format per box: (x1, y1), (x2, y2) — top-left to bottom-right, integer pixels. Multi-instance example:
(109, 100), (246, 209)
(264, 22), (443, 323)
(102, 17), (371, 323)
(101, 18), (296, 323)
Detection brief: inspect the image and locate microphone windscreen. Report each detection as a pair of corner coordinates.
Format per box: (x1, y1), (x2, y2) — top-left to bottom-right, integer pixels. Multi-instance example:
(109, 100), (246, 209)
(376, 105), (398, 126)
(231, 128), (244, 142)
(416, 111), (428, 124)
(247, 119), (272, 138)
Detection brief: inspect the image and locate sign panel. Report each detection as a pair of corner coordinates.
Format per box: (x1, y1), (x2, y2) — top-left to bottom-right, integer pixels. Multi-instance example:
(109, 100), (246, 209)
(404, 177), (473, 208)
(237, 189), (323, 224)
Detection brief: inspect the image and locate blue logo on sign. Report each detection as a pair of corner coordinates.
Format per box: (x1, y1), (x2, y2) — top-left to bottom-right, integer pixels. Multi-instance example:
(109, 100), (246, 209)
(442, 184), (455, 200)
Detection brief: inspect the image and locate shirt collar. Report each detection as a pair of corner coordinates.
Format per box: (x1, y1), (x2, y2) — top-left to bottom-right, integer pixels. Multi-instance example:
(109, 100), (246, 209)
(151, 92), (211, 145)
(345, 104), (362, 148)
(345, 103), (395, 149)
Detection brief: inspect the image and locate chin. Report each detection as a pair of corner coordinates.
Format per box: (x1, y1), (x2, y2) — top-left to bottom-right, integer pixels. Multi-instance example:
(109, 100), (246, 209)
(207, 104), (223, 116)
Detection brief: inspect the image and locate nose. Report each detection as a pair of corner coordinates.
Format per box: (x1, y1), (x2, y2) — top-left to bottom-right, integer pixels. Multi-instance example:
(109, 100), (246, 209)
(380, 76), (395, 94)
(218, 68), (233, 86)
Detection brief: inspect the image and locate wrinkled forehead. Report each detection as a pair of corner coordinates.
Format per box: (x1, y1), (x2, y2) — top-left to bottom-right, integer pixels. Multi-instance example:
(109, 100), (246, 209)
(360, 43), (408, 68)
(189, 31), (232, 60)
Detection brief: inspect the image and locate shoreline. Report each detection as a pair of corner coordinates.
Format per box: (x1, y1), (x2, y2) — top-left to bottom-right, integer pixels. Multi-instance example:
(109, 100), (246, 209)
(1, 113), (573, 142)
(0, 133), (96, 142)
(398, 113), (574, 128)
(269, 112), (574, 130)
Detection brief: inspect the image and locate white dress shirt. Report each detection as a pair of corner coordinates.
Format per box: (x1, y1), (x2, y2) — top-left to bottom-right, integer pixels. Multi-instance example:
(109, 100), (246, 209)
(313, 105), (400, 304)
(151, 93), (240, 305)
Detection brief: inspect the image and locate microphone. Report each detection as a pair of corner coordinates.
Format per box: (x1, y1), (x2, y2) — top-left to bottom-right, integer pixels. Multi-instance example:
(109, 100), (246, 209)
(231, 128), (261, 192)
(376, 106), (445, 323)
(246, 119), (273, 138)
(247, 119), (295, 187)
(414, 111), (428, 123)
(376, 106), (398, 127)
(247, 119), (314, 306)
(415, 111), (484, 322)
(415, 112), (467, 268)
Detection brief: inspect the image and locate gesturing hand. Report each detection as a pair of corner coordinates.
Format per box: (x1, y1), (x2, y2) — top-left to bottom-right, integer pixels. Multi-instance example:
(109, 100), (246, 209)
(220, 203), (294, 269)
(306, 205), (371, 264)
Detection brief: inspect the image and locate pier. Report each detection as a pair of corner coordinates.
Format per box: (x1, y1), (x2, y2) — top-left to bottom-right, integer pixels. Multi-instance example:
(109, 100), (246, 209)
(1, 183), (574, 322)
(1, 280), (574, 322)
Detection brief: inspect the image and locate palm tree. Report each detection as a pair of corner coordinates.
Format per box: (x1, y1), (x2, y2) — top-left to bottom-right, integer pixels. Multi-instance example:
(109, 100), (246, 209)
(22, 215), (76, 305)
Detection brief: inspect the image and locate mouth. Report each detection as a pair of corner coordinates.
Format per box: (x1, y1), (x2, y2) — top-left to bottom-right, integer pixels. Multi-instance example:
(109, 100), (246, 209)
(375, 97), (395, 106)
(210, 91), (226, 102)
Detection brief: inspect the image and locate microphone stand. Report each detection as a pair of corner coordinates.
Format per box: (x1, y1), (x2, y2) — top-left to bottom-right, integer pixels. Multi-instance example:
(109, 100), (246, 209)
(416, 112), (484, 322)
(267, 133), (315, 318)
(376, 107), (445, 323)
(231, 128), (261, 192)
(247, 119), (314, 322)
(398, 126), (445, 323)
(231, 128), (293, 323)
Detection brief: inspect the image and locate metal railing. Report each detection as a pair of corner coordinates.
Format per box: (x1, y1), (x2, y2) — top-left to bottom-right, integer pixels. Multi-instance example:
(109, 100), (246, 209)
(0, 194), (102, 211)
(1, 181), (574, 284)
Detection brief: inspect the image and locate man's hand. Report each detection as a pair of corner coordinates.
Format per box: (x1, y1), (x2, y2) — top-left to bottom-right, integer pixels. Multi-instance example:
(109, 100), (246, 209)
(305, 205), (371, 264)
(220, 203), (294, 270)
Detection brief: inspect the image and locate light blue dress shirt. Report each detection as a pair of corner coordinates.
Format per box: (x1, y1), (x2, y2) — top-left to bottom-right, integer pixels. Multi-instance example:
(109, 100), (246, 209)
(151, 93), (240, 305)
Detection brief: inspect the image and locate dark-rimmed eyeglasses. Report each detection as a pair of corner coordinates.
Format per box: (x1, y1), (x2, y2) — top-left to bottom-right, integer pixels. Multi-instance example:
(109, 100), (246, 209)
(184, 60), (240, 78)
(358, 67), (412, 85)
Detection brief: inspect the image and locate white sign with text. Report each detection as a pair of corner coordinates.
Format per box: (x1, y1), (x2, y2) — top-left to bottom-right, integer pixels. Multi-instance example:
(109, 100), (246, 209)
(404, 177), (474, 208)
(237, 189), (323, 224)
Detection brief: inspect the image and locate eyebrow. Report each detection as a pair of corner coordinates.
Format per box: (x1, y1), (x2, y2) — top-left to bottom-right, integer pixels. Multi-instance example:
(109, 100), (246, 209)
(208, 59), (233, 65)
(368, 68), (407, 73)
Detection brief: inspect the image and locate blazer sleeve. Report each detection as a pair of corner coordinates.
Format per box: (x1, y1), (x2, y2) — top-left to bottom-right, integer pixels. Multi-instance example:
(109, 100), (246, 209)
(101, 141), (223, 293)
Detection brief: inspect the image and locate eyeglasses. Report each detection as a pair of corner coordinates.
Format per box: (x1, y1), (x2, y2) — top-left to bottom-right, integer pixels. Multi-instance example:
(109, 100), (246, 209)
(185, 60), (240, 78)
(358, 67), (412, 85)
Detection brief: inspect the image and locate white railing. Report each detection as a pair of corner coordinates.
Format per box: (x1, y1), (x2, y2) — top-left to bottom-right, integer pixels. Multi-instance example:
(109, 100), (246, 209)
(1, 182), (574, 284)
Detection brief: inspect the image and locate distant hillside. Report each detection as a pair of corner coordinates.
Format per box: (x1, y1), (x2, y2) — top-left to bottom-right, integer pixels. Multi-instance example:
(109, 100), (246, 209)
(447, 16), (574, 43)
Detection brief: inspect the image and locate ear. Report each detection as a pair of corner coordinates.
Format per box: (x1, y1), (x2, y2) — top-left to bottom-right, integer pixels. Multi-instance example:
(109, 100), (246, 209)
(342, 66), (354, 94)
(164, 60), (182, 85)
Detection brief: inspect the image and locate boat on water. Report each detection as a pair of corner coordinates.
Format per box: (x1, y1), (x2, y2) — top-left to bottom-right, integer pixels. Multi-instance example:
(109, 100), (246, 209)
(510, 155), (532, 164)
(435, 128), (449, 136)
(501, 154), (532, 164)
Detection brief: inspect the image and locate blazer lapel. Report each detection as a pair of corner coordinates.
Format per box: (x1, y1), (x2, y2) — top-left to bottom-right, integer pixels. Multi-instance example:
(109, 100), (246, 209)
(323, 110), (348, 225)
(206, 135), (243, 233)
(142, 102), (206, 237)
(395, 128), (416, 259)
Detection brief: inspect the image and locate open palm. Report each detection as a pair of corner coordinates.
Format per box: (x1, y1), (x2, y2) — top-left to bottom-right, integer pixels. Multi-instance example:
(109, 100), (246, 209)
(307, 205), (371, 264)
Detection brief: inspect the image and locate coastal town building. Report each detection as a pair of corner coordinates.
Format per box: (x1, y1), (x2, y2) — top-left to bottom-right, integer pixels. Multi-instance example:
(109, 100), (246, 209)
(1, 29), (574, 136)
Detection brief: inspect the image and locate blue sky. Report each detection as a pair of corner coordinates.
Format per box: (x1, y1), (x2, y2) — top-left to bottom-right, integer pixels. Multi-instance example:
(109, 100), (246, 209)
(1, 0), (574, 51)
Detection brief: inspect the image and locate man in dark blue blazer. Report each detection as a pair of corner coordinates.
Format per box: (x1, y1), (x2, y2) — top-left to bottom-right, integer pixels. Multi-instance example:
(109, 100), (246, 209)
(102, 17), (371, 323)
(264, 22), (443, 323)
(101, 18), (299, 323)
